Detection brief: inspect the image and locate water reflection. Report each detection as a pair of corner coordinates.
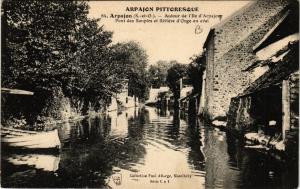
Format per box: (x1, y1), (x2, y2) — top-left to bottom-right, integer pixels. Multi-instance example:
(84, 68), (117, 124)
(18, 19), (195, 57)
(186, 115), (205, 173)
(3, 153), (60, 172)
(55, 109), (147, 187)
(1, 106), (298, 188)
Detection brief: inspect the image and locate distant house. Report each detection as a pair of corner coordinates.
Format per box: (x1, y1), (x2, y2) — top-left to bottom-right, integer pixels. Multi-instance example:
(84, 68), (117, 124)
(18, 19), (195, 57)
(116, 80), (137, 108)
(146, 86), (170, 105)
(179, 85), (193, 111)
(107, 80), (137, 112)
(199, 0), (292, 119)
(108, 107), (137, 137)
(180, 86), (193, 99)
(107, 96), (118, 112)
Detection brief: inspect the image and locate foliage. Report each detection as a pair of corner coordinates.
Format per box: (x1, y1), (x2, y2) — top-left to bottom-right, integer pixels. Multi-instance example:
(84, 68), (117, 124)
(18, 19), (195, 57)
(148, 60), (175, 88)
(186, 53), (206, 94)
(110, 41), (149, 100)
(2, 1), (84, 91)
(1, 0), (149, 121)
(166, 62), (187, 99)
(67, 18), (126, 105)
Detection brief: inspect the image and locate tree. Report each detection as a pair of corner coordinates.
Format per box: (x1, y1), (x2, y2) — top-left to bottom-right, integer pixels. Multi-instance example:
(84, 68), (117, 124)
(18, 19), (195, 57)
(148, 60), (175, 88)
(166, 62), (187, 99)
(2, 1), (93, 119)
(110, 41), (149, 100)
(186, 53), (206, 94)
(1, 0), (136, 120)
(1, 1), (88, 92)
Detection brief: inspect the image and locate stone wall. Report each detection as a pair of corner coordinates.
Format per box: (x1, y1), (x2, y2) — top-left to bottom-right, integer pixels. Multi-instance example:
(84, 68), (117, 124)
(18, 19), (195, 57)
(203, 32), (215, 118)
(203, 0), (289, 119)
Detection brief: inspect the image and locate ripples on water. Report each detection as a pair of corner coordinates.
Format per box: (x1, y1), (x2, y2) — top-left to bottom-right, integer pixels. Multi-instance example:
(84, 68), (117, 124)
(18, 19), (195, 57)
(1, 107), (298, 188)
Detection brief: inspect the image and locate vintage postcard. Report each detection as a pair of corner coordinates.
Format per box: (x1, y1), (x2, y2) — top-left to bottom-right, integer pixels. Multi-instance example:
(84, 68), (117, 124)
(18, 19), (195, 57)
(1, 0), (299, 188)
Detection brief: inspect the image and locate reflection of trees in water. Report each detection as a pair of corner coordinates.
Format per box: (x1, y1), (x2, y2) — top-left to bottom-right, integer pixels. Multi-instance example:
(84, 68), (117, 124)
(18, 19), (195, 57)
(1, 163), (60, 188)
(113, 109), (147, 170)
(55, 116), (113, 187)
(158, 107), (167, 116)
(1, 149), (61, 187)
(165, 106), (206, 173)
(1, 116), (111, 188)
(186, 114), (205, 171)
(169, 108), (180, 140)
(56, 110), (147, 187)
(202, 126), (233, 188)
(162, 107), (190, 149)
(157, 107), (200, 152)
(164, 106), (206, 170)
(137, 107), (147, 125)
(63, 116), (110, 146)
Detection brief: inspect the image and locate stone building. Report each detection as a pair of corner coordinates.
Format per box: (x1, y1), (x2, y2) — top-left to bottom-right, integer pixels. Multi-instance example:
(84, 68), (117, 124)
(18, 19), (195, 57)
(226, 2), (298, 155)
(200, 0), (292, 119)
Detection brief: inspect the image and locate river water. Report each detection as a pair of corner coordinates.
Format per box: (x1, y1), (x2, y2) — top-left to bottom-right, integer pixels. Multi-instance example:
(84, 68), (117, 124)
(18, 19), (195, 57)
(1, 106), (298, 188)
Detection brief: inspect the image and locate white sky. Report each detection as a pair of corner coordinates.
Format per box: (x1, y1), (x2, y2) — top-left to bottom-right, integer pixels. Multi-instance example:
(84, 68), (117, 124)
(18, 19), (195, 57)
(88, 1), (250, 65)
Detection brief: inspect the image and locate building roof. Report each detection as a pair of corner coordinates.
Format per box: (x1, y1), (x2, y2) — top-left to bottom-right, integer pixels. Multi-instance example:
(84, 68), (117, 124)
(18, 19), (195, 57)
(253, 9), (298, 53)
(243, 6), (298, 72)
(179, 92), (199, 102)
(243, 38), (298, 72)
(203, 29), (215, 48)
(237, 42), (299, 97)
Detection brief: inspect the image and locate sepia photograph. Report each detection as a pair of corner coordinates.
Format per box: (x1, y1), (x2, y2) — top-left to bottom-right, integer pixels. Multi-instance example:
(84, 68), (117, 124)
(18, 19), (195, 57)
(1, 0), (299, 188)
